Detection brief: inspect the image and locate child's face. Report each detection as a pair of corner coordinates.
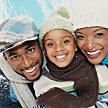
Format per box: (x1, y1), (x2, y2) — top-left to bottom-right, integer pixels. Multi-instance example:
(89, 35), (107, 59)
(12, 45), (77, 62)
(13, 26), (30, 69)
(76, 26), (108, 64)
(44, 29), (76, 68)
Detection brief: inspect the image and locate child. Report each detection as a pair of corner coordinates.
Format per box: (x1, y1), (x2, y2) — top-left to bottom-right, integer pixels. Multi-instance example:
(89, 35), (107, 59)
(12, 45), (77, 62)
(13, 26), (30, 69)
(34, 7), (99, 108)
(72, 0), (108, 107)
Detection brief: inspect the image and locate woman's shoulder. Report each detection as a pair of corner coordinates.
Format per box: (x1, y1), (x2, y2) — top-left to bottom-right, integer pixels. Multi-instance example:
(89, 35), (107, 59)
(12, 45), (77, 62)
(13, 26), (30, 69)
(95, 64), (108, 93)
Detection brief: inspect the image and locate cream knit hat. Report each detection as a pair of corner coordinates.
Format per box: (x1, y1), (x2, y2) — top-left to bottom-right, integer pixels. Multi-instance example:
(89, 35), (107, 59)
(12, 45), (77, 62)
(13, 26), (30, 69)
(73, 0), (108, 30)
(40, 7), (75, 41)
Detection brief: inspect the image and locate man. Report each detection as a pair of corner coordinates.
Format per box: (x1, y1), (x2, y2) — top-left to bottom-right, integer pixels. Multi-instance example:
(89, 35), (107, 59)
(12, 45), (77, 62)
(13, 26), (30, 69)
(0, 15), (43, 108)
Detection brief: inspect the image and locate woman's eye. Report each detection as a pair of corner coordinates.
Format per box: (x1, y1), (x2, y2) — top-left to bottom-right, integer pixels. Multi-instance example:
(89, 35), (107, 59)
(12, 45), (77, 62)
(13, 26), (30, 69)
(96, 33), (103, 38)
(76, 35), (85, 40)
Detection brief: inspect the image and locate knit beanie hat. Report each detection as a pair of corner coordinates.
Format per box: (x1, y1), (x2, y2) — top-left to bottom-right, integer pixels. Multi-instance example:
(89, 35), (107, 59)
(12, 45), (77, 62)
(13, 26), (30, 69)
(72, 0), (108, 30)
(0, 15), (39, 53)
(39, 6), (75, 41)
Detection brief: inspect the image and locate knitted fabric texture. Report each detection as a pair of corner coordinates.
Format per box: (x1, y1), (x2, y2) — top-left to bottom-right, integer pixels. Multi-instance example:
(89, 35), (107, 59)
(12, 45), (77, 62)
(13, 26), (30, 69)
(36, 52), (99, 107)
(72, 0), (108, 30)
(39, 7), (75, 41)
(0, 15), (39, 53)
(0, 16), (39, 108)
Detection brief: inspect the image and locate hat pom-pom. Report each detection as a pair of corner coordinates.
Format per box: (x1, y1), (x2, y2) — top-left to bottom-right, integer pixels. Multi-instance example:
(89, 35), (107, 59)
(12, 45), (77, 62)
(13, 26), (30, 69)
(49, 6), (70, 19)
(57, 7), (70, 19)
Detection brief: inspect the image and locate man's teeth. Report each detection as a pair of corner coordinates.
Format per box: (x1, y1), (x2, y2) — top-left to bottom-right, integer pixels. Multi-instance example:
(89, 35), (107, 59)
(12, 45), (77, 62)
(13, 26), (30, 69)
(56, 55), (66, 59)
(87, 50), (100, 55)
(24, 66), (36, 73)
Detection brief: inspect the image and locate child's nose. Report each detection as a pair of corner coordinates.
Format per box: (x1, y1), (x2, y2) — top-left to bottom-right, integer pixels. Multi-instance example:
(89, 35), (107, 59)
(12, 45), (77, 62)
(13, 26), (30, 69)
(55, 43), (64, 52)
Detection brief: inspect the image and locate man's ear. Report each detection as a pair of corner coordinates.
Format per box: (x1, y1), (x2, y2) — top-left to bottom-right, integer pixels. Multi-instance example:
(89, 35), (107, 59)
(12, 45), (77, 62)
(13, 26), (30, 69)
(3, 53), (7, 60)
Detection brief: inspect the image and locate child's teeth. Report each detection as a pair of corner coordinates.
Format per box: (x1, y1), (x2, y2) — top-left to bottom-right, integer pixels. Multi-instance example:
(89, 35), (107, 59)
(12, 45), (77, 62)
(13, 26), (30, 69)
(56, 55), (65, 59)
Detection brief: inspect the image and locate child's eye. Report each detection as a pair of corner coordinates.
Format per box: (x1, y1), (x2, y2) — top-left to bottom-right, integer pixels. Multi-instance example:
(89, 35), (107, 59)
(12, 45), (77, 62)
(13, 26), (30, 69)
(64, 39), (70, 44)
(47, 43), (54, 48)
(96, 33), (104, 38)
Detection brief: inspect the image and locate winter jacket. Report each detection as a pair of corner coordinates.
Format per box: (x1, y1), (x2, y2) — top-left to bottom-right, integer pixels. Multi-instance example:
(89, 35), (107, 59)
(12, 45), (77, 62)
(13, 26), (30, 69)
(0, 70), (21, 108)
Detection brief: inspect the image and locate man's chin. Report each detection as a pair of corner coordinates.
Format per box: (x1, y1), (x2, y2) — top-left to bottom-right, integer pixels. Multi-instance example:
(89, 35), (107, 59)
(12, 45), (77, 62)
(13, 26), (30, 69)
(26, 73), (41, 81)
(15, 69), (41, 81)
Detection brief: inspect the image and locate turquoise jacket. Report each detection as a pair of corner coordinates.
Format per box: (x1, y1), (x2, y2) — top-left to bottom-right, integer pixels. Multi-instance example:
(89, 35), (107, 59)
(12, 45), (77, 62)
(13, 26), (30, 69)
(102, 54), (108, 65)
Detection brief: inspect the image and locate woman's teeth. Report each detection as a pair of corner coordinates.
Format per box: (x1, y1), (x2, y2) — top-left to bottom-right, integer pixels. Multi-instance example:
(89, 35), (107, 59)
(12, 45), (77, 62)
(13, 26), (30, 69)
(87, 50), (100, 55)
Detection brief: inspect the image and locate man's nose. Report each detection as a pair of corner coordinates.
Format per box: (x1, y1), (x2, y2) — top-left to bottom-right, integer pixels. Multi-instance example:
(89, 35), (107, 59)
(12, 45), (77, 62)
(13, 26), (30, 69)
(22, 55), (31, 68)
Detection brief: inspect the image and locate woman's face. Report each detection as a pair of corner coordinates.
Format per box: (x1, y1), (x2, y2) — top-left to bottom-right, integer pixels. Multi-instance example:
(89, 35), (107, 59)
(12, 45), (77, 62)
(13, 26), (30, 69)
(44, 29), (76, 68)
(76, 26), (108, 64)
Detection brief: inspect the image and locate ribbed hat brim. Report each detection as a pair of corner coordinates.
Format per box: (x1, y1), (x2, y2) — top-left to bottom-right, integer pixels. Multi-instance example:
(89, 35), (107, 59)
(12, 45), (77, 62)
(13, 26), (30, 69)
(1, 36), (38, 53)
(72, 0), (108, 30)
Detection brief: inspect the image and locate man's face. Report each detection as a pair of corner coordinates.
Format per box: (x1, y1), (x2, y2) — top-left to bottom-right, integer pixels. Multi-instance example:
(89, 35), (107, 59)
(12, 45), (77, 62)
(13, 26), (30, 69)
(76, 26), (108, 64)
(4, 40), (42, 81)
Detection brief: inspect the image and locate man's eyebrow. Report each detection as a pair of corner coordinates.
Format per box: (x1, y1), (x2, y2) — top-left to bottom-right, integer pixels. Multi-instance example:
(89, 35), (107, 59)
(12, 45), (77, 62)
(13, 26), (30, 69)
(6, 42), (36, 56)
(25, 44), (34, 50)
(8, 52), (17, 57)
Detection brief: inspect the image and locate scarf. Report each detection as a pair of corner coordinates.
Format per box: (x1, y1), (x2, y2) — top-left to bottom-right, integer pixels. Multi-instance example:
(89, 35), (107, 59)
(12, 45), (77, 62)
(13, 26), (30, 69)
(0, 53), (38, 108)
(47, 52), (97, 81)
(38, 52), (99, 108)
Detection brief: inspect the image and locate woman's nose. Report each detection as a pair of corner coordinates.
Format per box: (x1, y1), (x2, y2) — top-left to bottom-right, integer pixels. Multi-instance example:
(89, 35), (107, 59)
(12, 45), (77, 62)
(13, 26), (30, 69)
(85, 39), (96, 50)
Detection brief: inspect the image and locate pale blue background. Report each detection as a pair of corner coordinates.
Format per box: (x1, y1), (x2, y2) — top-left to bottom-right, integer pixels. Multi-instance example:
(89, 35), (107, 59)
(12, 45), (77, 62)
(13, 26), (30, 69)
(2, 0), (54, 29)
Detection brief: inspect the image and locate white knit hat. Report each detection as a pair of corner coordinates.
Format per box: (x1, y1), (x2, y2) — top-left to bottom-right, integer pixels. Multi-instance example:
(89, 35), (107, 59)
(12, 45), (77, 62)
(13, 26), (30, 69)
(72, 0), (108, 30)
(40, 6), (75, 41)
(0, 15), (39, 53)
